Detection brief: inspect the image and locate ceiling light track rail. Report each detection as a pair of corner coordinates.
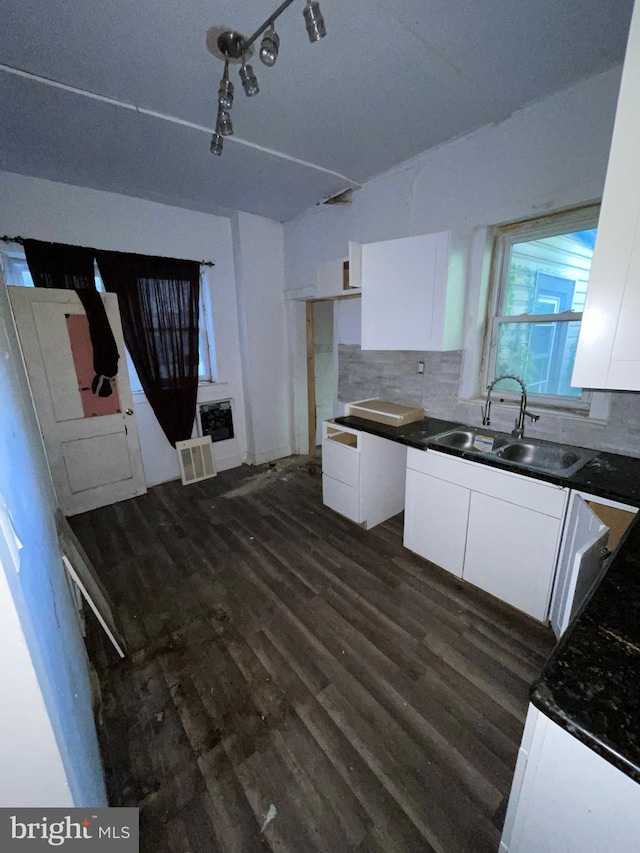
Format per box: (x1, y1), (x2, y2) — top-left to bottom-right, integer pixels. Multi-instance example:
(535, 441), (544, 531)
(0, 63), (361, 187)
(211, 0), (327, 155)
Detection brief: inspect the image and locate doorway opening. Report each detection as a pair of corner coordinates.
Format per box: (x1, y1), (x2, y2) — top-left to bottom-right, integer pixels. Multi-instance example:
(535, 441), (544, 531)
(306, 295), (361, 452)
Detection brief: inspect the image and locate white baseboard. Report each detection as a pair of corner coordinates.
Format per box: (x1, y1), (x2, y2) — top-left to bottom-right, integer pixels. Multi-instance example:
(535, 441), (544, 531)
(245, 445), (293, 466)
(213, 452), (244, 472)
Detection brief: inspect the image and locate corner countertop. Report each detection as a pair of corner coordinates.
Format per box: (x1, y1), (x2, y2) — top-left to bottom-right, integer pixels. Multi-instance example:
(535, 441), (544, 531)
(333, 413), (640, 781)
(530, 518), (640, 782)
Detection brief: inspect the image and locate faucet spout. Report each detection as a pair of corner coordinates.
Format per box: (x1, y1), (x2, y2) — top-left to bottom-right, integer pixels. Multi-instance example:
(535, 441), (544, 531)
(482, 373), (540, 439)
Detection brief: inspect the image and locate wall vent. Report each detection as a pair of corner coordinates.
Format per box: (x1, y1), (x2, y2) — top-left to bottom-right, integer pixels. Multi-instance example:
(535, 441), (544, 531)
(176, 436), (217, 485)
(199, 399), (234, 442)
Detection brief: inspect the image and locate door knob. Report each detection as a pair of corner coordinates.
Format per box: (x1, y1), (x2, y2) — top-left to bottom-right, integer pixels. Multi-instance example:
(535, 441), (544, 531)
(125, 408), (134, 416)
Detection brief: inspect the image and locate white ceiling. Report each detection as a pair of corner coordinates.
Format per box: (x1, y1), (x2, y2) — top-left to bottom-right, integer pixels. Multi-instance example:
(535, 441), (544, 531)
(0, 0), (634, 221)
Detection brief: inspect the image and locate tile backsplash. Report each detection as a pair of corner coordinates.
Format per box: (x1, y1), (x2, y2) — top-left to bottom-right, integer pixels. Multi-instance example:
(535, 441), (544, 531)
(339, 345), (640, 458)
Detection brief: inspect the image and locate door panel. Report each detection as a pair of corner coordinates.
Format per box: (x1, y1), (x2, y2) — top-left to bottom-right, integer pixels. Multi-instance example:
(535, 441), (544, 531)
(9, 287), (147, 515)
(550, 494), (609, 637)
(464, 492), (561, 621)
(403, 468), (469, 577)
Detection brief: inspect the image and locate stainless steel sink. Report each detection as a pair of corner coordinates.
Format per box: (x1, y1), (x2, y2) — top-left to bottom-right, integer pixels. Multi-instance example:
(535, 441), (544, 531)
(494, 439), (598, 477)
(431, 428), (511, 452)
(430, 428), (598, 477)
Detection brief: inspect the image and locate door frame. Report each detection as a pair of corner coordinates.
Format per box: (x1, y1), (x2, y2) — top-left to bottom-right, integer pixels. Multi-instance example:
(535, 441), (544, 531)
(305, 294), (360, 453)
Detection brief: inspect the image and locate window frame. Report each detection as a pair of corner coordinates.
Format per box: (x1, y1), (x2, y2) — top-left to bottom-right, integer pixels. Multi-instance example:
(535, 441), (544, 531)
(481, 204), (601, 414)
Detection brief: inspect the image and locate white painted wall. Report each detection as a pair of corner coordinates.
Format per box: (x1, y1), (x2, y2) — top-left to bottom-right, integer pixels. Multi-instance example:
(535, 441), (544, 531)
(0, 275), (106, 806)
(0, 171), (249, 484)
(336, 298), (362, 346)
(231, 212), (292, 465)
(284, 68), (622, 452)
(0, 561), (72, 806)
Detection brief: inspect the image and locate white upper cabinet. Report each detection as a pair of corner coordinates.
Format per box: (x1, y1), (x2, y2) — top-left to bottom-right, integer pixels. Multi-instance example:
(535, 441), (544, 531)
(360, 230), (465, 351)
(316, 241), (362, 298)
(572, 4), (640, 390)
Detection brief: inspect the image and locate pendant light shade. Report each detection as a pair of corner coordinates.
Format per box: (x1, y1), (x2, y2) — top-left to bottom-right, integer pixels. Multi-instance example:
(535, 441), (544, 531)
(303, 1), (326, 42)
(210, 133), (224, 155)
(218, 77), (234, 110)
(217, 110), (233, 137)
(260, 28), (280, 66)
(240, 61), (259, 96)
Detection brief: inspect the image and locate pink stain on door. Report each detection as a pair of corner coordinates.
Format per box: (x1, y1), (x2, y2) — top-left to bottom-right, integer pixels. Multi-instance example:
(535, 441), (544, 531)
(66, 313), (122, 417)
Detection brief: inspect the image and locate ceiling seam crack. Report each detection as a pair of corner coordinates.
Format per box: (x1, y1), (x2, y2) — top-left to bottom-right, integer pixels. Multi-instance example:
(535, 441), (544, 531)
(0, 62), (362, 187)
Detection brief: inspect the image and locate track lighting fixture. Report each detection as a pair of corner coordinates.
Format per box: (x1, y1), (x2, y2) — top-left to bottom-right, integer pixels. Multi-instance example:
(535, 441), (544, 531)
(210, 0), (326, 155)
(217, 60), (234, 110)
(217, 110), (233, 137)
(303, 1), (326, 42)
(210, 133), (223, 156)
(239, 59), (259, 97)
(260, 27), (280, 67)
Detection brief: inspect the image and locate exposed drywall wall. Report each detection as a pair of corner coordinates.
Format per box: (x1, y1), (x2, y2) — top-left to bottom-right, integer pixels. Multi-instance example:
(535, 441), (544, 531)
(0, 171), (248, 484)
(284, 68), (626, 453)
(231, 212), (291, 465)
(0, 278), (105, 806)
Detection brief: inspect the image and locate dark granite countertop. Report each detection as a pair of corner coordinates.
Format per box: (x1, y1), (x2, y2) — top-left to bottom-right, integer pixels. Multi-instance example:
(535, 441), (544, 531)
(334, 414), (462, 449)
(334, 412), (640, 780)
(334, 414), (640, 508)
(530, 518), (640, 782)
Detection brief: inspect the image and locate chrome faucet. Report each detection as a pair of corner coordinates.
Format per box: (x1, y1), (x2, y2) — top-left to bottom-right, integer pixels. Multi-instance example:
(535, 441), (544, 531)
(482, 373), (540, 439)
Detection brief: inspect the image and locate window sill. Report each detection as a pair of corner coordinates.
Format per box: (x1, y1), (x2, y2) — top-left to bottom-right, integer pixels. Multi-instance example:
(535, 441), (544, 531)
(461, 396), (609, 426)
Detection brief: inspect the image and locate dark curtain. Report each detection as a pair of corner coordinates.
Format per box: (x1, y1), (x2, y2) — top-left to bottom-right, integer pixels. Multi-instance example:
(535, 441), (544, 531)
(23, 239), (120, 397)
(96, 250), (200, 447)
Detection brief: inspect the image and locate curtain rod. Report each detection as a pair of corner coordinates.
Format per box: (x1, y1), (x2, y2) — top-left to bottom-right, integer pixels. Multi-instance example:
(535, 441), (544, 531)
(0, 235), (215, 267)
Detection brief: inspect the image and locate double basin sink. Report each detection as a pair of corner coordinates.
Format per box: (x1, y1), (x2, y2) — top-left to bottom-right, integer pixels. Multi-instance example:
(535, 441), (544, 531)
(426, 427), (598, 478)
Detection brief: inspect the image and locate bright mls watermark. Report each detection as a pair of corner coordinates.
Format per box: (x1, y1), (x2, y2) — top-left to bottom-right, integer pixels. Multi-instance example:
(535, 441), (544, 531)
(1, 808), (138, 850)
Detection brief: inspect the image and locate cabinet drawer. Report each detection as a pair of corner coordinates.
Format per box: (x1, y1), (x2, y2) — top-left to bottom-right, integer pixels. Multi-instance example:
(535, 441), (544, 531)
(322, 434), (360, 488)
(323, 475), (362, 522)
(409, 449), (566, 518)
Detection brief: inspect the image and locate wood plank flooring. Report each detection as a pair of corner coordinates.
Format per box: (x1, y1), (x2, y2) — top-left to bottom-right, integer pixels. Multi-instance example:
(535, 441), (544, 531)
(72, 455), (555, 853)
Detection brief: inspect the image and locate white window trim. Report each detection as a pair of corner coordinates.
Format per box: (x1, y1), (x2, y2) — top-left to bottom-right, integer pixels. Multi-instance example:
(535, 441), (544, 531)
(478, 204), (609, 420)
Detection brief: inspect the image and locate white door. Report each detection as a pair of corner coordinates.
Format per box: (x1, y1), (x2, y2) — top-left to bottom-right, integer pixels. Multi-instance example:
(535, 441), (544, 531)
(550, 494), (609, 638)
(9, 287), (147, 515)
(403, 468), (470, 577)
(464, 492), (561, 621)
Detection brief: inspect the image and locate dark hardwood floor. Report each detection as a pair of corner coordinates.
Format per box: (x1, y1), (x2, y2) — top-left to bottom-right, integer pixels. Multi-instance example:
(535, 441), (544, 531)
(72, 455), (555, 853)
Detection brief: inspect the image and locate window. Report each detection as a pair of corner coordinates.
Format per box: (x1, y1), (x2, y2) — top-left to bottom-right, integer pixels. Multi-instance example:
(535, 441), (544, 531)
(0, 249), (217, 391)
(484, 205), (599, 407)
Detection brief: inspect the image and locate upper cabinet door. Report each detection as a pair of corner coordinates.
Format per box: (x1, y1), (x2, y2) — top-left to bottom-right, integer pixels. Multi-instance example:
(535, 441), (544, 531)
(572, 4), (640, 390)
(316, 241), (362, 299)
(360, 231), (464, 351)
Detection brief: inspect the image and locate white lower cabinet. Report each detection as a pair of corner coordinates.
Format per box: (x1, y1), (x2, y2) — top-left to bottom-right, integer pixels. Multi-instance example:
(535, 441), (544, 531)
(404, 448), (567, 621)
(465, 493), (563, 622)
(550, 492), (637, 637)
(501, 705), (640, 852)
(322, 421), (407, 529)
(403, 468), (469, 578)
